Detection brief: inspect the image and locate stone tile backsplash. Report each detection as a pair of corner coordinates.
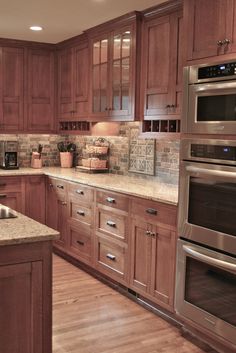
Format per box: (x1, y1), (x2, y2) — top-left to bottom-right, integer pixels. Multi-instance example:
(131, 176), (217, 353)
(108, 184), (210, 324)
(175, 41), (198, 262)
(0, 122), (180, 185)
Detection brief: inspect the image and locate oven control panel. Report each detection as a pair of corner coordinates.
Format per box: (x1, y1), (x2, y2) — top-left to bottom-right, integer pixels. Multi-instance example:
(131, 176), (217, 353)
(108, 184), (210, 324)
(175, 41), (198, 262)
(198, 62), (236, 79)
(191, 144), (236, 161)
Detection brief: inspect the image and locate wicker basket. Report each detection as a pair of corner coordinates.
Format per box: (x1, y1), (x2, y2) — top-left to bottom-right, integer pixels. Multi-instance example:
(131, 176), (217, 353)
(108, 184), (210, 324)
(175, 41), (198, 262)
(95, 146), (108, 154)
(82, 158), (106, 169)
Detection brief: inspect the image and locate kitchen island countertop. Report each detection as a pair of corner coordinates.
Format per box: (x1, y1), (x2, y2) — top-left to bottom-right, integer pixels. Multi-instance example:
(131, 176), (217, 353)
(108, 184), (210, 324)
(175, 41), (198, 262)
(0, 167), (178, 206)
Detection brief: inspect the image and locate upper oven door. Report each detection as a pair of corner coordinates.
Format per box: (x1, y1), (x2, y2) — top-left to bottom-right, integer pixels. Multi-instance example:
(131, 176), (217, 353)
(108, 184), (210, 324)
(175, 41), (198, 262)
(178, 161), (236, 255)
(187, 81), (236, 134)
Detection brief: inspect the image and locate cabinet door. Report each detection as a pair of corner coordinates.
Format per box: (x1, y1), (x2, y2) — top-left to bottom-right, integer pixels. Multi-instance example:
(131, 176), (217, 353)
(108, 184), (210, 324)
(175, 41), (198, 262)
(0, 47), (24, 132)
(142, 15), (173, 118)
(73, 43), (89, 118)
(25, 176), (46, 224)
(185, 0), (227, 60)
(90, 35), (109, 119)
(226, 0), (236, 54)
(174, 12), (184, 117)
(27, 49), (55, 132)
(130, 219), (152, 294)
(0, 191), (23, 212)
(150, 227), (176, 310)
(0, 261), (43, 353)
(58, 48), (73, 120)
(110, 27), (133, 119)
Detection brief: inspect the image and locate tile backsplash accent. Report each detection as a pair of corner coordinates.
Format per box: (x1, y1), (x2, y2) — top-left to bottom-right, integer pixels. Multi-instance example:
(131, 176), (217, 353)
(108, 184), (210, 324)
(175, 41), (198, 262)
(0, 122), (180, 185)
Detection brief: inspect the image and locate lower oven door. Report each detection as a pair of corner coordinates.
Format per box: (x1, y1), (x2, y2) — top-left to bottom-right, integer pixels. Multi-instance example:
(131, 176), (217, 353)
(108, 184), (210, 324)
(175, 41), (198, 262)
(178, 160), (236, 255)
(175, 239), (236, 345)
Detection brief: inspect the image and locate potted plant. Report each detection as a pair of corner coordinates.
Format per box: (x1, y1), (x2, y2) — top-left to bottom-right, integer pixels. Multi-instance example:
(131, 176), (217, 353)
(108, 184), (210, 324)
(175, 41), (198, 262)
(57, 142), (76, 168)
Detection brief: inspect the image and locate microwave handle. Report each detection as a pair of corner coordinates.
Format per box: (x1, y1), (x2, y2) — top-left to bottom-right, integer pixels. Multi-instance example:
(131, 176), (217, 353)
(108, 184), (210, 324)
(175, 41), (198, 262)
(186, 165), (236, 180)
(183, 245), (236, 272)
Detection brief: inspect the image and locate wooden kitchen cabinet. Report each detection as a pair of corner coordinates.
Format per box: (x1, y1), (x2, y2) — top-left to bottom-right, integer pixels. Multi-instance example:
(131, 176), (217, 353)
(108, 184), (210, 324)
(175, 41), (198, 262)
(0, 241), (53, 353)
(58, 37), (89, 121)
(0, 46), (24, 132)
(141, 8), (183, 135)
(27, 48), (55, 132)
(130, 198), (177, 311)
(46, 178), (68, 250)
(25, 175), (46, 224)
(87, 13), (141, 121)
(0, 176), (24, 212)
(184, 0), (236, 62)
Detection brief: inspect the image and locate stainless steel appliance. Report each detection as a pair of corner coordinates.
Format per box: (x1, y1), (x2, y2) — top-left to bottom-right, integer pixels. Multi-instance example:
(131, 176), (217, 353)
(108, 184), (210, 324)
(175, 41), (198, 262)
(182, 59), (236, 134)
(0, 140), (19, 169)
(176, 138), (236, 347)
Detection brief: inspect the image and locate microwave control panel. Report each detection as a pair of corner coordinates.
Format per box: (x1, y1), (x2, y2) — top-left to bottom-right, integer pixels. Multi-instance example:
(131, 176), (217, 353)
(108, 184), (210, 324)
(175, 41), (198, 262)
(191, 144), (236, 161)
(198, 62), (236, 79)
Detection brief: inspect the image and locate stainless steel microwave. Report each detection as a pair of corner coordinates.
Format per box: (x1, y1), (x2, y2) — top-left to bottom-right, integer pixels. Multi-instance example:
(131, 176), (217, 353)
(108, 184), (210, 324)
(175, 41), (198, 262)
(182, 60), (236, 134)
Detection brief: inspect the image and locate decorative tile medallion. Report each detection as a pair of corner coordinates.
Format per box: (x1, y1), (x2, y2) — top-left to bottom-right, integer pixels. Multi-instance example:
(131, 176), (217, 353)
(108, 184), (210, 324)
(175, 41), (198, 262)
(128, 127), (155, 175)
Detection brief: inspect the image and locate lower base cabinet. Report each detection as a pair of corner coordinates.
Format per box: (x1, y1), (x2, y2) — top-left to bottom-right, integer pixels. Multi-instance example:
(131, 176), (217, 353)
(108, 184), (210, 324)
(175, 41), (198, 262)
(0, 241), (53, 353)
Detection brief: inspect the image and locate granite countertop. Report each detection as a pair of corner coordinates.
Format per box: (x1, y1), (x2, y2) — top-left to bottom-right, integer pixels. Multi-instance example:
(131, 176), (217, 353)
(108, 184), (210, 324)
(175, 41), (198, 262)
(0, 206), (59, 246)
(0, 167), (178, 206)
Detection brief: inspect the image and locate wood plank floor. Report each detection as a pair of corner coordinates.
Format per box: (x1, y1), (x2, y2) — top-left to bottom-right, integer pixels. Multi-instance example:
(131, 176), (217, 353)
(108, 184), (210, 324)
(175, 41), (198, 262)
(53, 255), (214, 353)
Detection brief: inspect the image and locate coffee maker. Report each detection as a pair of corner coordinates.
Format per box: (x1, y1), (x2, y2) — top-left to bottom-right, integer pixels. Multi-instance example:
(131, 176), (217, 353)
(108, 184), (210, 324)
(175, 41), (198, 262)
(0, 141), (19, 169)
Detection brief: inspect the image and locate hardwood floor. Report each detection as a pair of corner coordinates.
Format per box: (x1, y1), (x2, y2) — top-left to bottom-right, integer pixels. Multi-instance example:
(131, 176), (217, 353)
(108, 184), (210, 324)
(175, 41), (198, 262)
(53, 255), (214, 353)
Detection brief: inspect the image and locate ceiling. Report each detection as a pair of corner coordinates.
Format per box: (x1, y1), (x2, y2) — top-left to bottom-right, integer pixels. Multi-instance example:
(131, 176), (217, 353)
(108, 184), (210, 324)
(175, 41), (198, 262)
(0, 0), (166, 44)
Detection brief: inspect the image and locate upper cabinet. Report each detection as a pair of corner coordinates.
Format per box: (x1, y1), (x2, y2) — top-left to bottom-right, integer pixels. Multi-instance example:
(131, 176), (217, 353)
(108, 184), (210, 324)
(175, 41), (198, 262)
(140, 6), (183, 136)
(87, 13), (141, 121)
(27, 48), (55, 132)
(0, 46), (24, 132)
(58, 38), (89, 121)
(185, 0), (236, 62)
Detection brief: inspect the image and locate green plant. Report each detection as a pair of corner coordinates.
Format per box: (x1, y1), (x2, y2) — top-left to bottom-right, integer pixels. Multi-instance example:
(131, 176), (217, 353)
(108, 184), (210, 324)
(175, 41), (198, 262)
(57, 141), (77, 153)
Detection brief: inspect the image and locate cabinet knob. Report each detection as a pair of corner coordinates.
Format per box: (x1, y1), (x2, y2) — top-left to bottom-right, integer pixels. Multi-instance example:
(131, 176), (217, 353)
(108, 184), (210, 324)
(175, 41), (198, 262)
(76, 190), (84, 195)
(151, 232), (158, 238)
(57, 185), (64, 189)
(217, 40), (223, 46)
(146, 208), (158, 216)
(106, 220), (116, 227)
(76, 240), (84, 246)
(77, 210), (85, 216)
(146, 230), (151, 236)
(61, 201), (67, 206)
(106, 253), (116, 261)
(223, 38), (231, 45)
(106, 197), (115, 203)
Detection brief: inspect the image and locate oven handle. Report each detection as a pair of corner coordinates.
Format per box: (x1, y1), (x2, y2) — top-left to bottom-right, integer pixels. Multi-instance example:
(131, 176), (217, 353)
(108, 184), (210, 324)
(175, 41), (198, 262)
(186, 165), (236, 179)
(183, 245), (236, 272)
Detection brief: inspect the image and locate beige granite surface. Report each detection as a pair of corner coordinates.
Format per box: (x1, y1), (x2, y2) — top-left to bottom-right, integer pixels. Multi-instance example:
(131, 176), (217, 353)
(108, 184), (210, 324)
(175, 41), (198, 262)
(0, 205), (59, 246)
(0, 167), (178, 205)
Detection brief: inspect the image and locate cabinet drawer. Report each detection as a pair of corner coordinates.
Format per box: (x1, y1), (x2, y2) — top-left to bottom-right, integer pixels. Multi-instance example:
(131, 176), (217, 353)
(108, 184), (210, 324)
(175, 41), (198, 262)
(69, 202), (92, 225)
(0, 176), (22, 192)
(68, 183), (94, 204)
(131, 198), (177, 228)
(48, 177), (66, 198)
(96, 190), (129, 212)
(96, 208), (127, 242)
(68, 223), (92, 264)
(96, 236), (126, 277)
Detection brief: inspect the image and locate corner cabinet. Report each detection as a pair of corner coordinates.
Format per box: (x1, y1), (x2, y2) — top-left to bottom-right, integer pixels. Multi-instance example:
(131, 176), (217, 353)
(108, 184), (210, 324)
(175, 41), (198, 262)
(0, 46), (24, 132)
(87, 13), (141, 121)
(58, 37), (89, 122)
(140, 7), (183, 136)
(185, 0), (236, 62)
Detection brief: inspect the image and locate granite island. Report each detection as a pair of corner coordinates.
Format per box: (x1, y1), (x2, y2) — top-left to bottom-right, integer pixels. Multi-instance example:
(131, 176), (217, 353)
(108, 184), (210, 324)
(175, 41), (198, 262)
(0, 207), (59, 353)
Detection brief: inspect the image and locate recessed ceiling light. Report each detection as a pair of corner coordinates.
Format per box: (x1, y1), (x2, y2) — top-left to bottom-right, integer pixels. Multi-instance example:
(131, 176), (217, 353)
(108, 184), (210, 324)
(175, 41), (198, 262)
(30, 26), (43, 31)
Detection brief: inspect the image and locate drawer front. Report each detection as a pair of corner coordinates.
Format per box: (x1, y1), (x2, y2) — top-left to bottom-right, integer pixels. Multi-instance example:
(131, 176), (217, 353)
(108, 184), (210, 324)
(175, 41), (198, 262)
(70, 202), (92, 225)
(48, 177), (66, 197)
(97, 237), (125, 276)
(96, 190), (129, 212)
(97, 208), (127, 242)
(131, 198), (177, 228)
(0, 176), (22, 192)
(68, 223), (92, 264)
(68, 183), (94, 204)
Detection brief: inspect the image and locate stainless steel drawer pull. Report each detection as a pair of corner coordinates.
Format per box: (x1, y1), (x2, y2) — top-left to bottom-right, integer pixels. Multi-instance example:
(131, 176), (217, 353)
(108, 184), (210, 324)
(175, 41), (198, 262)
(76, 190), (84, 195)
(106, 197), (115, 203)
(0, 194), (7, 198)
(146, 208), (158, 215)
(76, 240), (84, 246)
(77, 210), (85, 216)
(106, 220), (116, 227)
(57, 185), (64, 189)
(106, 253), (116, 261)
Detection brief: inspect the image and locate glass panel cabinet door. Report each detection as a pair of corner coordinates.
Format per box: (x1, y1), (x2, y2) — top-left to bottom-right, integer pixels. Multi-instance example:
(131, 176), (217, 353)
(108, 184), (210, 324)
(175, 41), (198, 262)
(111, 30), (132, 116)
(92, 39), (108, 114)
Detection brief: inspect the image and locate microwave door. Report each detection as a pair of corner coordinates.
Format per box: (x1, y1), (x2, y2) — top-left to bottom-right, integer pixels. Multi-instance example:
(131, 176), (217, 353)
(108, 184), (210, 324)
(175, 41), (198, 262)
(178, 161), (236, 255)
(188, 81), (236, 134)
